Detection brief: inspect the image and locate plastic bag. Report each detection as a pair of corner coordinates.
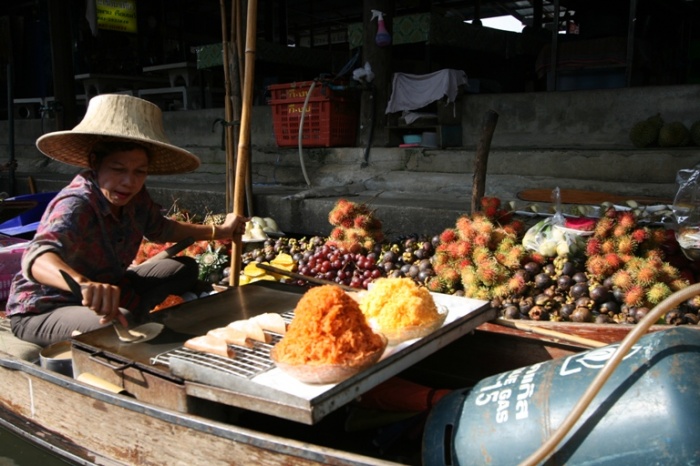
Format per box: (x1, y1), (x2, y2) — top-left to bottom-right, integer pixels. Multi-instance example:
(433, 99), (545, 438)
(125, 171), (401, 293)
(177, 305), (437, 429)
(522, 217), (585, 257)
(673, 168), (700, 256)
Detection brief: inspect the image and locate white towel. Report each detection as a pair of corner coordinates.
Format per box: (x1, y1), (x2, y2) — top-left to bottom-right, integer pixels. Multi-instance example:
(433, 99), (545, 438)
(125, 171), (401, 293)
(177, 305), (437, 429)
(386, 69), (468, 114)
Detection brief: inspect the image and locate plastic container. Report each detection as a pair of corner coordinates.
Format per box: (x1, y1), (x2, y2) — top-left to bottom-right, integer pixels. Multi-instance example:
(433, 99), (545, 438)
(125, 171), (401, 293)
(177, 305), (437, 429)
(0, 235), (29, 301)
(423, 327), (700, 465)
(0, 192), (57, 237)
(268, 81), (359, 148)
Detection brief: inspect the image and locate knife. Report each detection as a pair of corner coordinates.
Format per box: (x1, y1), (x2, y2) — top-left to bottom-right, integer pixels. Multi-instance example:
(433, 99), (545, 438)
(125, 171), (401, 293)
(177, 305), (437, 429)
(60, 269), (84, 301)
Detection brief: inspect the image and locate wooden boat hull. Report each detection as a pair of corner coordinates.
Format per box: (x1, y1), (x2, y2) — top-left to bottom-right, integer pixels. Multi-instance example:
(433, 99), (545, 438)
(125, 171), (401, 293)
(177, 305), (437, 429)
(0, 353), (403, 466)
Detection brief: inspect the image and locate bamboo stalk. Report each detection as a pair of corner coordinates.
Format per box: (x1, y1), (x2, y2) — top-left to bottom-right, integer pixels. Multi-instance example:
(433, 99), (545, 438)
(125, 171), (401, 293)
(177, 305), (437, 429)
(230, 0), (259, 286)
(493, 318), (607, 348)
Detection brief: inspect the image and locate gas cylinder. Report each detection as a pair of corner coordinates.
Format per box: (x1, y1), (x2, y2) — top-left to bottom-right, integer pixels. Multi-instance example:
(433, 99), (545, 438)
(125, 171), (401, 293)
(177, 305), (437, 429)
(423, 327), (700, 465)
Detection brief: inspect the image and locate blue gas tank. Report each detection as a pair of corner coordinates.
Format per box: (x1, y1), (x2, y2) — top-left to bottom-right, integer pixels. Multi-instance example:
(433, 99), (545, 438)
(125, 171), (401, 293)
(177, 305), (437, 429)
(423, 326), (700, 465)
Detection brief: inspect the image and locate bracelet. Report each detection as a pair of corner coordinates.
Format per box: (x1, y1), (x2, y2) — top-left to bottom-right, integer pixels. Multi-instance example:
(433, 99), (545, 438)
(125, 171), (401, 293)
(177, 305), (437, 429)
(210, 224), (216, 241)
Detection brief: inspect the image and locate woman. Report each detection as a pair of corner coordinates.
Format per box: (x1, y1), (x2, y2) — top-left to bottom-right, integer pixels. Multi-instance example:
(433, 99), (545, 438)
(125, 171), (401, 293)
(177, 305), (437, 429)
(6, 94), (247, 347)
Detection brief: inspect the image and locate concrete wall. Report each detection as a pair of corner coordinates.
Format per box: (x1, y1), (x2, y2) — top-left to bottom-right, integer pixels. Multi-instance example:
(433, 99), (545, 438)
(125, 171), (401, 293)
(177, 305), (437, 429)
(2, 84), (700, 236)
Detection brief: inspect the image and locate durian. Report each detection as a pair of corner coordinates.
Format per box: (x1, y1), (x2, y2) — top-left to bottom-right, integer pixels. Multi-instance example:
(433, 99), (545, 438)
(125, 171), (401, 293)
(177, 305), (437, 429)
(629, 113), (663, 148)
(658, 121), (690, 147)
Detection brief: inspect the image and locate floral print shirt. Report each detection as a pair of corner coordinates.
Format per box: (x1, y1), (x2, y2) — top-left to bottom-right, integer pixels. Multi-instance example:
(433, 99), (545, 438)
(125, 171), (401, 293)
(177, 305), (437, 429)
(6, 170), (171, 316)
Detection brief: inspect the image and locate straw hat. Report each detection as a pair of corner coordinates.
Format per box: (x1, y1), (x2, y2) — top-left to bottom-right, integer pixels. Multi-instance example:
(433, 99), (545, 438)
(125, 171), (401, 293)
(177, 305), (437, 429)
(36, 94), (200, 175)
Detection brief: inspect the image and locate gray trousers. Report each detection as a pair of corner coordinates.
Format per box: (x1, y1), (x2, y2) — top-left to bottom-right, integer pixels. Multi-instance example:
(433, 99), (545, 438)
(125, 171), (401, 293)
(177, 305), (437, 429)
(11, 257), (198, 347)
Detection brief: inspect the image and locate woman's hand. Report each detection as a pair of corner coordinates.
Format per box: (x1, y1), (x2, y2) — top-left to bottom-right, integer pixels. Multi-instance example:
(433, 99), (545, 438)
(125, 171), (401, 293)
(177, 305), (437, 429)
(218, 213), (249, 238)
(78, 280), (129, 326)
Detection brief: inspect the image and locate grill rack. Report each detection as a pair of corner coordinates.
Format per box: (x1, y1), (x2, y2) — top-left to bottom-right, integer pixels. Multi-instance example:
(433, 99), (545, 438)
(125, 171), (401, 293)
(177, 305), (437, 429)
(150, 311), (294, 380)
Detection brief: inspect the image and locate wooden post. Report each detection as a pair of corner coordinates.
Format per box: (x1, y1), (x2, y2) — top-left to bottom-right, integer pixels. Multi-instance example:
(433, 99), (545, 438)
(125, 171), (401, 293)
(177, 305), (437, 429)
(471, 109), (499, 214)
(229, 0), (259, 286)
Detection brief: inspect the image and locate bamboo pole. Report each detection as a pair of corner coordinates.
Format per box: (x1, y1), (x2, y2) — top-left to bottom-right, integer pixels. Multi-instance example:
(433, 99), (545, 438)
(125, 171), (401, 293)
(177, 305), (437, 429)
(230, 0), (259, 286)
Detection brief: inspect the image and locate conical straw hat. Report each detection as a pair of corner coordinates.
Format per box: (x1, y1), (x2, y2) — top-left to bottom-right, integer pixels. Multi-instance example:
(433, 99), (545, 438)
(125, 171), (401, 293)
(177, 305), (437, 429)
(36, 94), (200, 175)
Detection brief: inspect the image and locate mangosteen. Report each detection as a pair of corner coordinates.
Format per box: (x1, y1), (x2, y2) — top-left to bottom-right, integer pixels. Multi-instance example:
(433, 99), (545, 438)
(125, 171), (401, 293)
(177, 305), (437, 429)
(431, 235), (441, 248)
(599, 301), (620, 315)
(634, 307), (650, 323)
(570, 282), (589, 299)
(571, 307), (592, 323)
(542, 263), (555, 275)
(560, 303), (576, 319)
(572, 272), (588, 283)
(590, 285), (612, 304)
(612, 288), (626, 303)
(595, 314), (611, 324)
(534, 293), (551, 307)
(575, 296), (592, 308)
(534, 273), (552, 289)
(560, 261), (576, 277)
(684, 313), (699, 325)
(503, 305), (520, 319)
(382, 250), (397, 263)
(528, 305), (549, 321)
(524, 262), (541, 276)
(663, 309), (684, 325)
(557, 275), (573, 291)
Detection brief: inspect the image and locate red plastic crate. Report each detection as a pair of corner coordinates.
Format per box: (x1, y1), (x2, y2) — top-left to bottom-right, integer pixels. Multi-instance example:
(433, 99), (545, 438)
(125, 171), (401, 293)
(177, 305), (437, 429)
(268, 81), (359, 148)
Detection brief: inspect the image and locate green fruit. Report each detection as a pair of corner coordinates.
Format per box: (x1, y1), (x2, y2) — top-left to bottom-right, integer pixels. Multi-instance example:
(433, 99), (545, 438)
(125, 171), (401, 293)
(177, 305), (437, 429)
(629, 113), (663, 148)
(658, 121), (690, 147)
(690, 120), (700, 146)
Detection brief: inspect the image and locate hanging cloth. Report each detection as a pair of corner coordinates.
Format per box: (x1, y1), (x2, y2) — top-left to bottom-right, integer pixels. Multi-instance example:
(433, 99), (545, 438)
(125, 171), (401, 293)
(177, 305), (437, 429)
(385, 69), (468, 115)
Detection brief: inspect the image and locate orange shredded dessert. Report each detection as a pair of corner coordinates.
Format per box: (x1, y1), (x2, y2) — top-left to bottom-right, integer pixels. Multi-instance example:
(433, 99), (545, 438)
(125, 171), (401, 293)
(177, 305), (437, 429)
(274, 285), (385, 365)
(360, 277), (440, 330)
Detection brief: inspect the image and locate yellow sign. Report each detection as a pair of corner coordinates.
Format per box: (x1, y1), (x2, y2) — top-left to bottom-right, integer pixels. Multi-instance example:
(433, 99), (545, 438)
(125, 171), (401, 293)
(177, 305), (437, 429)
(97, 0), (138, 33)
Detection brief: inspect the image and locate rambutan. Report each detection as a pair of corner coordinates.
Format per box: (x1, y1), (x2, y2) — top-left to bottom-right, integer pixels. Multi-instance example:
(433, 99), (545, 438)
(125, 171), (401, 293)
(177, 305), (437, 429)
(646, 282), (672, 304)
(329, 227), (345, 241)
(602, 207), (617, 219)
(623, 285), (646, 307)
(611, 269), (634, 290)
(460, 265), (478, 288)
(455, 216), (474, 241)
(612, 224), (628, 238)
(471, 216), (495, 236)
(586, 238), (602, 256)
(617, 211), (636, 230)
(502, 221), (523, 237)
(340, 217), (355, 229)
(490, 283), (510, 298)
(440, 268), (462, 288)
(631, 228), (648, 244)
(507, 274), (527, 295)
(600, 239), (616, 254)
(502, 246), (526, 269)
(634, 263), (658, 286)
(455, 240), (473, 258)
(669, 278), (690, 291)
(586, 254), (612, 278)
(642, 248), (664, 262)
(471, 246), (491, 264)
(439, 228), (458, 244)
(603, 252), (623, 271)
(473, 234), (491, 248)
(476, 259), (506, 286)
(616, 235), (637, 255)
(527, 252), (546, 264)
(594, 217), (615, 238)
(425, 276), (447, 293)
(480, 196), (501, 211)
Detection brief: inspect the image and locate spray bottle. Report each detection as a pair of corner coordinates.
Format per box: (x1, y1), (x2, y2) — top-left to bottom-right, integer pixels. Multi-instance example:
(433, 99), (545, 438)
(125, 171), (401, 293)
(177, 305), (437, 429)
(371, 10), (391, 47)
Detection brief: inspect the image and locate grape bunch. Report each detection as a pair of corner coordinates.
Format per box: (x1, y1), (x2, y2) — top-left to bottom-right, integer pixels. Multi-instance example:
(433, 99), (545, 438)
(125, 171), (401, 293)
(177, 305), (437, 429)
(296, 243), (384, 289)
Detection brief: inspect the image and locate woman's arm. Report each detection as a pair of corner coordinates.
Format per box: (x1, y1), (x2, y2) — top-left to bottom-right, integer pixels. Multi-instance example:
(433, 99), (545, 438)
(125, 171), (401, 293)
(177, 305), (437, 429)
(163, 212), (249, 242)
(30, 251), (128, 326)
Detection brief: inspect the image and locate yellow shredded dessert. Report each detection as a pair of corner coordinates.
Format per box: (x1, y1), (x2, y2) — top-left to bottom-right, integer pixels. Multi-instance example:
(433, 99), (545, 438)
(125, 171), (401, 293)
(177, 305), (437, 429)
(360, 277), (440, 330)
(274, 285), (384, 365)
